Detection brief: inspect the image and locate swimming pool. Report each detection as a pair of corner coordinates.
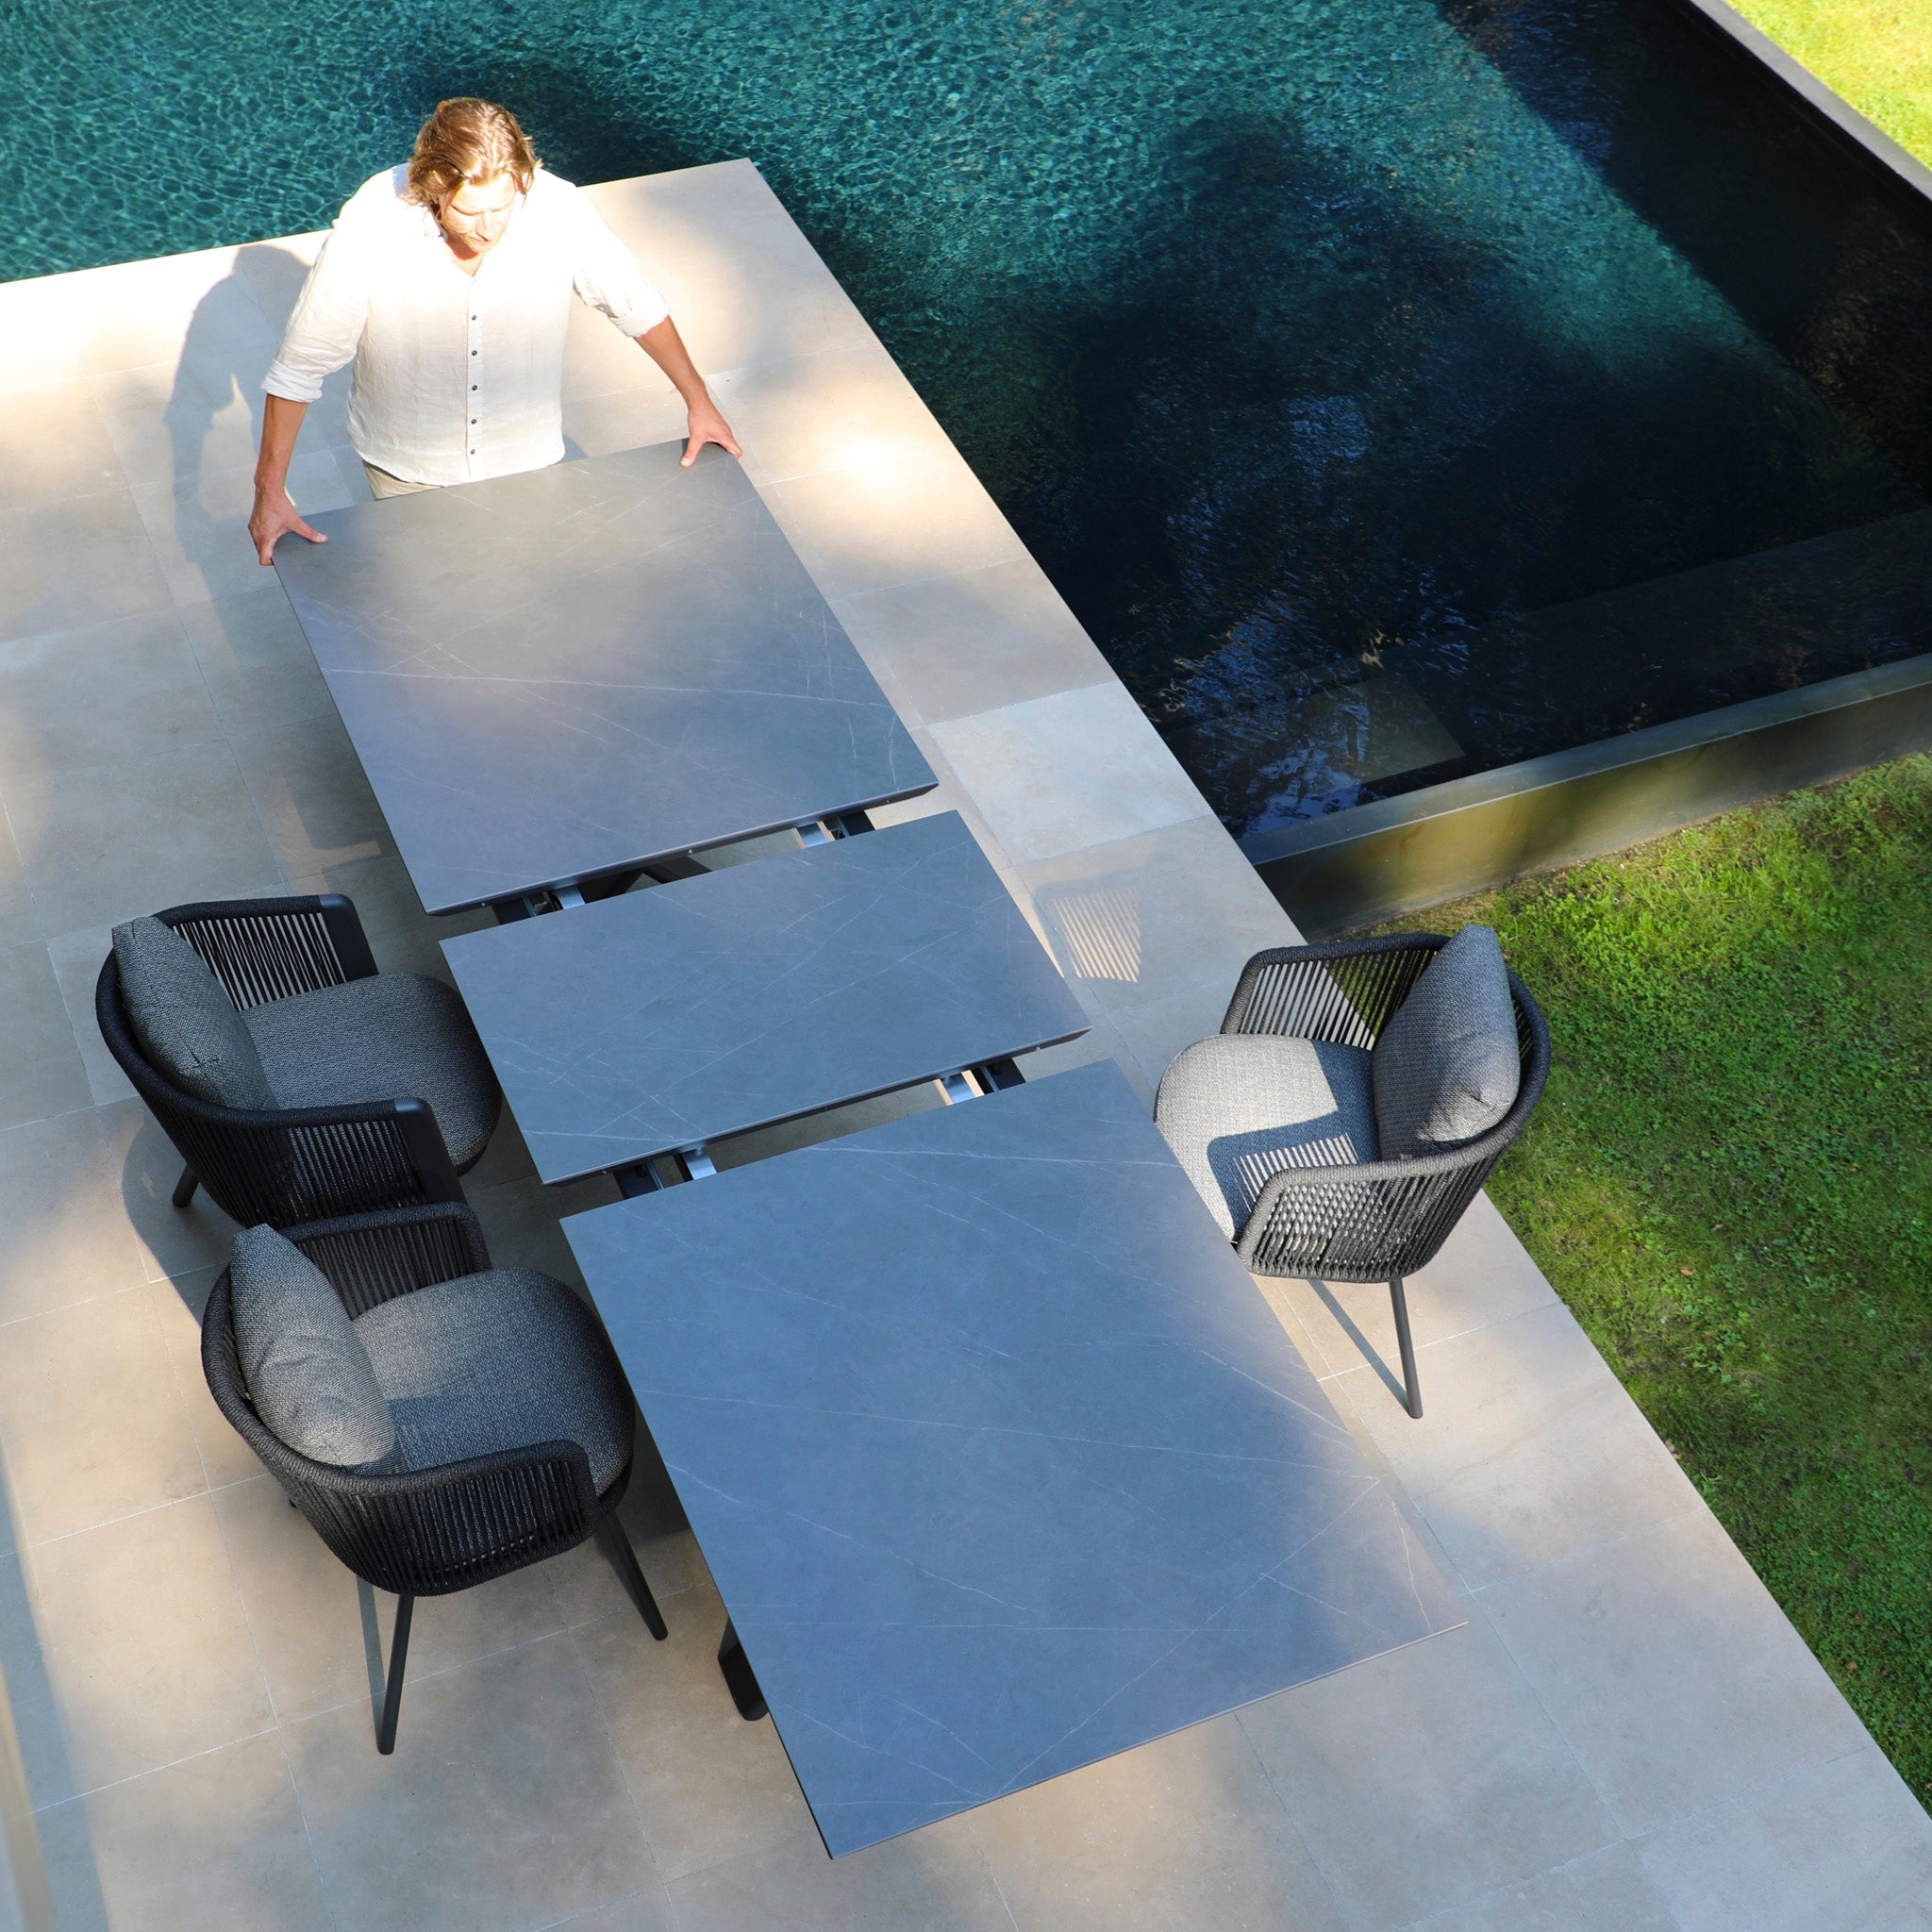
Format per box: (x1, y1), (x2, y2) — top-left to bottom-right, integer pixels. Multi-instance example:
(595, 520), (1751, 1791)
(8, 0), (1932, 837)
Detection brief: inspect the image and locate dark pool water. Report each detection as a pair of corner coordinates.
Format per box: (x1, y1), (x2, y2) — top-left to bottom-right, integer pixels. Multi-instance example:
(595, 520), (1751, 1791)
(8, 0), (1932, 835)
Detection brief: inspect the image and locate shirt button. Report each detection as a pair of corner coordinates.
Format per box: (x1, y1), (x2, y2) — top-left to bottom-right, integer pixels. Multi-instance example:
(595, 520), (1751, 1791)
(472, 385), (477, 391)
(471, 349), (477, 357)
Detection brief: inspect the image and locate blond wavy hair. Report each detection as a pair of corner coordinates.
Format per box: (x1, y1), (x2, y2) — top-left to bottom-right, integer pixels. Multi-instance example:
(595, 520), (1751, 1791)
(405, 98), (539, 211)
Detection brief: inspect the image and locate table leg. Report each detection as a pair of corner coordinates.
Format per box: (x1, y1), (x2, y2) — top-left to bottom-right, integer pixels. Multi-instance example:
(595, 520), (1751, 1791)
(718, 1618), (768, 1721)
(613, 1160), (663, 1198)
(974, 1058), (1026, 1091)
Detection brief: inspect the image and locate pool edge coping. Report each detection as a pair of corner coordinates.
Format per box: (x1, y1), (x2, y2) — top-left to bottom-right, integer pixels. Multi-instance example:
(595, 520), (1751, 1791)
(1241, 650), (1932, 931)
(1666, 0), (1932, 207)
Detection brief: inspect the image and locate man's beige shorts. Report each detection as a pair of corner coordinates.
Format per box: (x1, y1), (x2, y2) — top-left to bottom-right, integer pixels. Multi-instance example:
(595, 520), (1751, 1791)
(362, 462), (440, 501)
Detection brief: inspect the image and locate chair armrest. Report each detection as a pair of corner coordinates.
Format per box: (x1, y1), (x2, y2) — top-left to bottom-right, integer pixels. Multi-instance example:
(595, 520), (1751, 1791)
(279, 1203), (492, 1317)
(1222, 935), (1447, 1045)
(157, 894), (377, 1008)
(298, 1441), (607, 1597)
(1231, 970), (1552, 1279)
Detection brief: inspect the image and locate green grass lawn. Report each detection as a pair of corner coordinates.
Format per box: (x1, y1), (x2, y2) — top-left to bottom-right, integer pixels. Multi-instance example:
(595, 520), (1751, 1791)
(1371, 756), (1932, 1795)
(1729, 0), (1932, 163)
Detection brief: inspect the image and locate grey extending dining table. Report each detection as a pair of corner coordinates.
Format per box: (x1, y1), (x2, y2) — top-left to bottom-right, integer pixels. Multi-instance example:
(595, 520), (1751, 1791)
(441, 810), (1090, 1190)
(565, 1058), (1463, 1857)
(273, 441), (934, 917)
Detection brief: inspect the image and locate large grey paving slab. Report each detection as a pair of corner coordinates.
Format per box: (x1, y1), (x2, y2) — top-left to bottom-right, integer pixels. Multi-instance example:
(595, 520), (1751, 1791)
(35, 1730), (332, 1932)
(1239, 1612), (1620, 1930)
(831, 558), (1115, 728)
(274, 440), (934, 913)
(666, 1821), (1015, 1932)
(1639, 1744), (1932, 1931)
(12, 1493), (274, 1801)
(0, 938), (92, 1128)
(443, 811), (1089, 1183)
(1481, 1508), (1873, 1834)
(1407, 1840), (1679, 1932)
(1, 743), (281, 941)
(0, 489), (172, 645)
(0, 1285), (205, 1548)
(1014, 812), (1303, 1018)
(567, 1060), (1460, 1857)
(962, 1712), (1349, 1932)
(0, 608), (225, 783)
(929, 684), (1212, 866)
(283, 1630), (660, 1932)
(1338, 1301), (1707, 1586)
(0, 377), (124, 510)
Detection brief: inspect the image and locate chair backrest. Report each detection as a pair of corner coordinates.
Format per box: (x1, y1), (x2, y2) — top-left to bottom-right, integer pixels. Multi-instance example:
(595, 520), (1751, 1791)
(95, 920), (464, 1229)
(1234, 950), (1551, 1282)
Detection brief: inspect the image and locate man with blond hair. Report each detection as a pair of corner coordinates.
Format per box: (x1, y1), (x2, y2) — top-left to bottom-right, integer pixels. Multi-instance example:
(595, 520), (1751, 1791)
(250, 97), (740, 562)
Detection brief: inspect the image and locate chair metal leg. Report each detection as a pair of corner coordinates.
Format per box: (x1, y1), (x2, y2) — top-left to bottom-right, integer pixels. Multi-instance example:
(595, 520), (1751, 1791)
(598, 1516), (668, 1640)
(1390, 1275), (1423, 1419)
(376, 1593), (414, 1755)
(171, 1163), (199, 1209)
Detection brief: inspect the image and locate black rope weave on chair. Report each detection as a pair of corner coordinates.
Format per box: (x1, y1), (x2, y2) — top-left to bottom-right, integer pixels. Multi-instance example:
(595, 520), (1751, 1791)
(95, 896), (469, 1229)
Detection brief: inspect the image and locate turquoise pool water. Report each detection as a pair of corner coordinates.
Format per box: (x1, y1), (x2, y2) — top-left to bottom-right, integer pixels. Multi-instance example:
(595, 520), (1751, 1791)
(8, 0), (1932, 833)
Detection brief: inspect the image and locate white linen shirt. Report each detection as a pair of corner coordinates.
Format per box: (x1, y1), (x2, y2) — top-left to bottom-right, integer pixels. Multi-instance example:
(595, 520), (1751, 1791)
(263, 166), (670, 487)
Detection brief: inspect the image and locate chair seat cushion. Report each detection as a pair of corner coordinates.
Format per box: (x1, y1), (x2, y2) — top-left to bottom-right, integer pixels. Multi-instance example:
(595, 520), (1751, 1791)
(354, 1270), (634, 1493)
(112, 916), (275, 1111)
(1156, 1035), (1379, 1240)
(245, 974), (501, 1169)
(229, 1225), (398, 1472)
(1372, 924), (1520, 1158)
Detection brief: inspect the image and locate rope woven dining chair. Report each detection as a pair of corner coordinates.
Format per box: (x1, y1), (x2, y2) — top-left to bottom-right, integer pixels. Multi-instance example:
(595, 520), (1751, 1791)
(202, 1201), (667, 1753)
(1156, 931), (1550, 1418)
(96, 894), (499, 1228)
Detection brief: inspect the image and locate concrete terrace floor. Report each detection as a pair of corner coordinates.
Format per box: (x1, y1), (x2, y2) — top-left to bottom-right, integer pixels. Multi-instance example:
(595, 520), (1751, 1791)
(0, 160), (1926, 1931)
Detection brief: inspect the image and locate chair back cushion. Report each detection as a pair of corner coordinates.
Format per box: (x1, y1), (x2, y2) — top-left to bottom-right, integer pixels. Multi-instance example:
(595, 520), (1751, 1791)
(112, 917), (275, 1110)
(1157, 1035), (1378, 1239)
(229, 1225), (398, 1471)
(1372, 924), (1520, 1158)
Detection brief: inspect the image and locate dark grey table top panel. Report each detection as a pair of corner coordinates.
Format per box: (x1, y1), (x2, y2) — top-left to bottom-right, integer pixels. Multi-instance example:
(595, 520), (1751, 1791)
(441, 811), (1090, 1185)
(274, 443), (934, 914)
(565, 1059), (1461, 1857)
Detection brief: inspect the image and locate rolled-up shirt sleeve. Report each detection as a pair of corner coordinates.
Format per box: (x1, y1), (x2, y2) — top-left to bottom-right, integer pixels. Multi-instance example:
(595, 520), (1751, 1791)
(570, 197), (670, 340)
(263, 229), (371, 404)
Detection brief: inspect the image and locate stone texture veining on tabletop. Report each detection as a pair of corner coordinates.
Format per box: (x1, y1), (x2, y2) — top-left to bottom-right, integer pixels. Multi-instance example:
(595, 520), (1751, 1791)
(442, 811), (1091, 1183)
(566, 1060), (1463, 1857)
(273, 441), (934, 912)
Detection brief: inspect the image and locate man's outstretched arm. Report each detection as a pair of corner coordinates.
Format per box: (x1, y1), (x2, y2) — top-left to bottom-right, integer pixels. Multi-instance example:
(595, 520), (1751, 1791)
(249, 394), (326, 564)
(635, 317), (741, 467)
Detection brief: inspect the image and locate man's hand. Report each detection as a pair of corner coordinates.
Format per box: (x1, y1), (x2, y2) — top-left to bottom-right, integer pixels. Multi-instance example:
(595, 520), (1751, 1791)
(249, 485), (326, 566)
(635, 317), (741, 468)
(251, 394), (322, 564)
(681, 396), (742, 468)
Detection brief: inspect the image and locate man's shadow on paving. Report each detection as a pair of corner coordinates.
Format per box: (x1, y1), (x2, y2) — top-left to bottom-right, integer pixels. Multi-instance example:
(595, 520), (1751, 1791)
(161, 242), (357, 592)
